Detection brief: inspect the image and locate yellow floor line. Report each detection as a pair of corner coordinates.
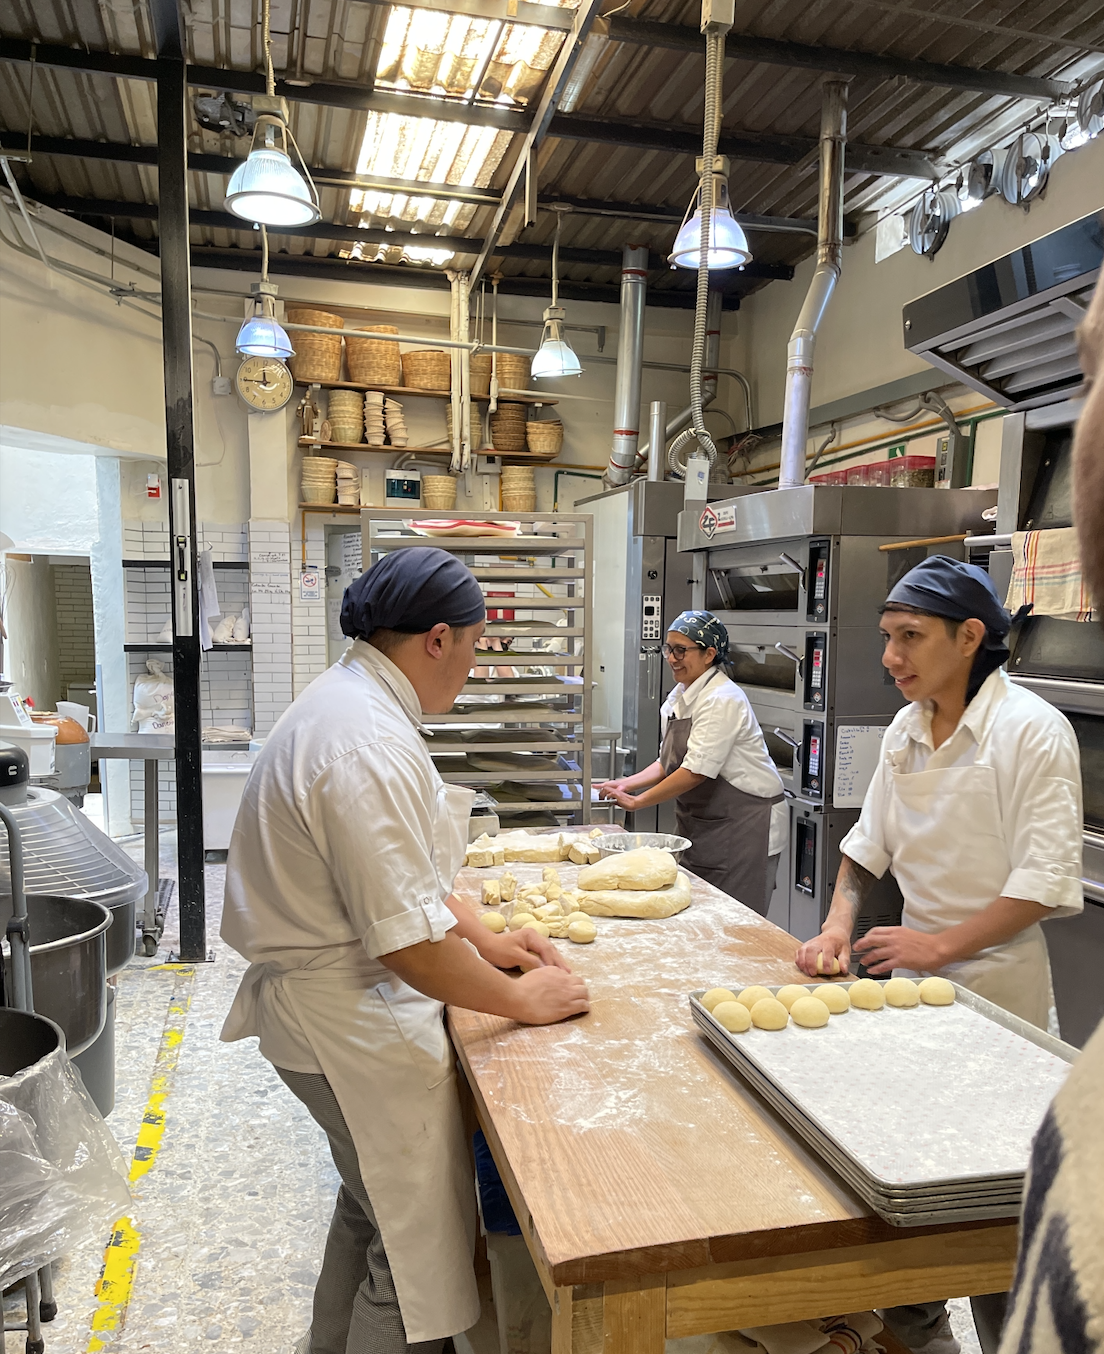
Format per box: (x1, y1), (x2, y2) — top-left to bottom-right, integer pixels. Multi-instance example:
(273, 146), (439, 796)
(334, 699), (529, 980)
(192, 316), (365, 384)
(85, 964), (195, 1353)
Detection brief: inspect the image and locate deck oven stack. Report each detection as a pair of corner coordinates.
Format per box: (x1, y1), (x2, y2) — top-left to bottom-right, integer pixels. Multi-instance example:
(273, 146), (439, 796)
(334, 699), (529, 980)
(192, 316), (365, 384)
(678, 485), (996, 942)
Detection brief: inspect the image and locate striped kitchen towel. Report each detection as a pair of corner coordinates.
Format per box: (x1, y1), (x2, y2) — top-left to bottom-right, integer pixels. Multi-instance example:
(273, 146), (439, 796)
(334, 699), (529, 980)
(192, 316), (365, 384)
(1006, 526), (1097, 622)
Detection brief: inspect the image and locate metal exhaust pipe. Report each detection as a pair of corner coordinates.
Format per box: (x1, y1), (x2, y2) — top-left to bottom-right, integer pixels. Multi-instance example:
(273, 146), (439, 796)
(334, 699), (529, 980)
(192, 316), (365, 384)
(778, 79), (848, 490)
(603, 244), (649, 487)
(633, 289), (722, 477)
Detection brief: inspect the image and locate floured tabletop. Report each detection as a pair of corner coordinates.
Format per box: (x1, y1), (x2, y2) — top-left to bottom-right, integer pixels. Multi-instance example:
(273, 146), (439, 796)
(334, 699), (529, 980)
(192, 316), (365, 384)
(447, 847), (986, 1288)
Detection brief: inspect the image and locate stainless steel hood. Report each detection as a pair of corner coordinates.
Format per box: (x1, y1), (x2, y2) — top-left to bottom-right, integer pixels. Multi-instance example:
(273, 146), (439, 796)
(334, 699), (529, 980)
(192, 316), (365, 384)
(903, 213), (1103, 412)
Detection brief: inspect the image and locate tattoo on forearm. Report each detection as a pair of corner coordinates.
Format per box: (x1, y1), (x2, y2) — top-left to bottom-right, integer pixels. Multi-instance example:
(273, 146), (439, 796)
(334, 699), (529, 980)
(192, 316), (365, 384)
(837, 858), (876, 927)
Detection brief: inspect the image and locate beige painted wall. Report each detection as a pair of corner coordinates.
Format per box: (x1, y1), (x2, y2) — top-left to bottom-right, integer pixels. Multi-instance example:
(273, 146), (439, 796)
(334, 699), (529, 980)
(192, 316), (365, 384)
(2, 555), (61, 709)
(741, 132), (1104, 429)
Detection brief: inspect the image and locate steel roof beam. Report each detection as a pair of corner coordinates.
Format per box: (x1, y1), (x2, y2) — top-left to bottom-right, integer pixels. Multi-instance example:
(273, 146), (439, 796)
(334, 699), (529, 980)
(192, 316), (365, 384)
(606, 16), (1073, 101)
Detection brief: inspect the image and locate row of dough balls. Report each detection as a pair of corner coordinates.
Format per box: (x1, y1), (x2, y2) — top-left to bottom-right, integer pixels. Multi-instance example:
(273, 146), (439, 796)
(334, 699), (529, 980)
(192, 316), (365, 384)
(480, 909), (597, 943)
(701, 976), (955, 1032)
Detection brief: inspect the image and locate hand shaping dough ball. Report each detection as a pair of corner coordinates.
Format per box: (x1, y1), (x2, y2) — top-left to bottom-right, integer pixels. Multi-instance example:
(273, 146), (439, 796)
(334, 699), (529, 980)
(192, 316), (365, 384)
(776, 984), (812, 1011)
(750, 997), (790, 1030)
(790, 996), (830, 1028)
(480, 911), (507, 933)
(701, 988), (739, 1013)
(919, 975), (956, 1006)
(522, 919), (551, 938)
(737, 985), (775, 1011)
(849, 978), (885, 1010)
(508, 911), (536, 931)
(809, 984), (850, 1014)
(816, 951), (842, 976)
(712, 1001), (752, 1033)
(884, 976), (921, 1008)
(567, 918), (597, 944)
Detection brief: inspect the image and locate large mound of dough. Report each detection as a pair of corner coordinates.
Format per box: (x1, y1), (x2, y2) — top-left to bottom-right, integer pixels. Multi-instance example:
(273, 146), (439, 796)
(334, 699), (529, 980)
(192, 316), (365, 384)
(571, 871), (692, 919)
(577, 847), (678, 893)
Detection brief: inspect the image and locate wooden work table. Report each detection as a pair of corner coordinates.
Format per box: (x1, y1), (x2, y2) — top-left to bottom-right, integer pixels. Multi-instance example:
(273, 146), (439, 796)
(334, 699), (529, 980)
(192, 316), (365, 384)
(448, 852), (1019, 1352)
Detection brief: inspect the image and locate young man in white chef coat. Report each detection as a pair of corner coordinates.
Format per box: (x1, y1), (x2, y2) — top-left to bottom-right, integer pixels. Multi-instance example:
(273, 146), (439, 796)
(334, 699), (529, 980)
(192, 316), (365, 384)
(795, 554), (1083, 1354)
(220, 547), (589, 1354)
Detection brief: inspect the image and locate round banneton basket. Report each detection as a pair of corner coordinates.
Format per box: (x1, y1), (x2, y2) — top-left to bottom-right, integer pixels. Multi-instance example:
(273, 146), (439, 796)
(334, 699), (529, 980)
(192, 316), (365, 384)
(525, 419), (563, 455)
(501, 464), (535, 512)
(490, 402), (527, 453)
(301, 455), (337, 504)
(422, 475), (458, 510)
(494, 352), (531, 394)
(470, 353), (492, 400)
(327, 389), (364, 444)
(401, 349), (451, 392)
(346, 324), (401, 386)
(287, 309), (343, 383)
(446, 405), (484, 451)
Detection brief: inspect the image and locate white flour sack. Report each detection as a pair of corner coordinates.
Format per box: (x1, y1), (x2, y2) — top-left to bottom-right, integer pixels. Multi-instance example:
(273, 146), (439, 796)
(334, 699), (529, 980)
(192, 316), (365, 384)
(132, 659), (175, 734)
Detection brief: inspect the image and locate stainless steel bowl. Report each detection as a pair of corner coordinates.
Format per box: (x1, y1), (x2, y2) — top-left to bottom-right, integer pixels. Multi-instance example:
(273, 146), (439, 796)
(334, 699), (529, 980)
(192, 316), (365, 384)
(0, 1007), (64, 1076)
(591, 832), (692, 863)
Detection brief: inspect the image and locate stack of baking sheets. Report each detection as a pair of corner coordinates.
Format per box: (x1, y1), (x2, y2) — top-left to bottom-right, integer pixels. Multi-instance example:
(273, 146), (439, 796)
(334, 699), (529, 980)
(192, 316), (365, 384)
(690, 982), (1077, 1226)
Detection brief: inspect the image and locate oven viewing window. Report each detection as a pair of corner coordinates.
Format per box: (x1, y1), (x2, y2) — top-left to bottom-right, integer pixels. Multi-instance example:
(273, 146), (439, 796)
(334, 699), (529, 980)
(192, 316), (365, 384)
(1010, 617), (1104, 683)
(1069, 713), (1104, 835)
(728, 645), (800, 694)
(707, 564), (801, 613)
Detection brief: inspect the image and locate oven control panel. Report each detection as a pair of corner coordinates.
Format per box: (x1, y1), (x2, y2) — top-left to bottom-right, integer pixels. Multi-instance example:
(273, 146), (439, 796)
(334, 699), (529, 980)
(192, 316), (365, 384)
(803, 632), (827, 710)
(807, 538), (831, 622)
(641, 594), (663, 641)
(800, 719), (825, 800)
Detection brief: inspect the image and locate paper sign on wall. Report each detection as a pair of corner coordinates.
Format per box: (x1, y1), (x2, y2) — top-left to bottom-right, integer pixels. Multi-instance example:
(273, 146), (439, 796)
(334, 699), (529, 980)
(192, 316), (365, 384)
(832, 724), (887, 808)
(299, 567), (321, 601)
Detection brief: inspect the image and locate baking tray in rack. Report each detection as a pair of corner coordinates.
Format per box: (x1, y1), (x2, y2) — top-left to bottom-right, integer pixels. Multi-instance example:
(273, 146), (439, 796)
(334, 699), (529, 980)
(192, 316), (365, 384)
(690, 982), (1077, 1227)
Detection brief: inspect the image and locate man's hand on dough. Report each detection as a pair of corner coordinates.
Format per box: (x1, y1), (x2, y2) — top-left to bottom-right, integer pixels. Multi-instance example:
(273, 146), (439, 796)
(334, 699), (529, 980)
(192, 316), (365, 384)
(510, 966), (590, 1024)
(853, 926), (946, 976)
(795, 928), (851, 978)
(483, 927), (571, 973)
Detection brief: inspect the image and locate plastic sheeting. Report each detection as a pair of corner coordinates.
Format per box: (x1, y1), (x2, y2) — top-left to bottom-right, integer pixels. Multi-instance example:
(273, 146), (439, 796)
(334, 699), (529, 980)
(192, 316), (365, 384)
(0, 1047), (131, 1289)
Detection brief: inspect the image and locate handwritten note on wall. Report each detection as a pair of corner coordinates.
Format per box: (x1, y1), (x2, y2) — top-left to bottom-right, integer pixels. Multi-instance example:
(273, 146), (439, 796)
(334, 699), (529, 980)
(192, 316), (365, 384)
(833, 724), (887, 808)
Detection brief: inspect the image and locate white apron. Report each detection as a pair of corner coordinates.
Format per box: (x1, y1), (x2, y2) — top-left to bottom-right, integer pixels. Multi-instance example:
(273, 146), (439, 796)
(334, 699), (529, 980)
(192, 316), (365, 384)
(884, 760), (1051, 1029)
(222, 780), (479, 1343)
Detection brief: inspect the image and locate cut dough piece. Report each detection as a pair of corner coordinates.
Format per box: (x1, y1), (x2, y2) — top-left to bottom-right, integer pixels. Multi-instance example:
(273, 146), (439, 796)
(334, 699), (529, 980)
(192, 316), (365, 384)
(776, 984), (811, 1011)
(480, 912), (507, 933)
(750, 997), (789, 1030)
(499, 872), (517, 903)
(578, 848), (678, 893)
(849, 978), (885, 1010)
(816, 952), (842, 976)
(542, 866), (561, 887)
(466, 847), (495, 868)
(701, 988), (738, 1013)
(522, 919), (551, 938)
(568, 843), (589, 865)
(481, 880), (501, 907)
(790, 996), (830, 1028)
(508, 911), (537, 932)
(589, 827), (603, 839)
(567, 918), (597, 944)
(919, 975), (956, 1006)
(809, 984), (850, 1014)
(534, 902), (563, 920)
(544, 883), (563, 903)
(570, 872), (691, 919)
(884, 976), (921, 1008)
(493, 849), (506, 867)
(736, 985), (775, 1011)
(712, 1001), (751, 1033)
(496, 831), (566, 863)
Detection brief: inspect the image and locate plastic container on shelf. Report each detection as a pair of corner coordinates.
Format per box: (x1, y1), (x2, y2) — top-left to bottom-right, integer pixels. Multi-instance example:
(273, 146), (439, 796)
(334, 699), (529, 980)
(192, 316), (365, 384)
(809, 469), (848, 486)
(865, 461), (892, 486)
(889, 454), (936, 488)
(845, 464), (868, 486)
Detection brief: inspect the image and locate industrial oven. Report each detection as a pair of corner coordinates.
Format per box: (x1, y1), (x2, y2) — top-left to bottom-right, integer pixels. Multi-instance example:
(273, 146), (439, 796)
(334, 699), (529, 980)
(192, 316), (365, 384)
(678, 485), (997, 941)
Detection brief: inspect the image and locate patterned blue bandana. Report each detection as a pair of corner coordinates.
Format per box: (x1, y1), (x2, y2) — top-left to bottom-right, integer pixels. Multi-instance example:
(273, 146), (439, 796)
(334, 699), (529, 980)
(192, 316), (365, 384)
(667, 610), (730, 662)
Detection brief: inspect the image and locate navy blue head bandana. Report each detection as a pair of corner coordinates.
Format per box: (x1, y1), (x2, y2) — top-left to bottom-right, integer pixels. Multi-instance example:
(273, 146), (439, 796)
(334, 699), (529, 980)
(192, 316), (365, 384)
(340, 546), (486, 640)
(667, 610), (730, 663)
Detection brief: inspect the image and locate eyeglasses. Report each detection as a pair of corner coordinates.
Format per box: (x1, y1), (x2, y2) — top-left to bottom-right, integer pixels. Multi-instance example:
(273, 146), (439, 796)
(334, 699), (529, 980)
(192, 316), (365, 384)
(662, 642), (700, 659)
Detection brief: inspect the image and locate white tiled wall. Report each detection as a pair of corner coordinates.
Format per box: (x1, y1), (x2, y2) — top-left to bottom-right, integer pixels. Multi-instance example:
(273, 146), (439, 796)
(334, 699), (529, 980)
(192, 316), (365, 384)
(248, 519), (293, 736)
(291, 518), (328, 698)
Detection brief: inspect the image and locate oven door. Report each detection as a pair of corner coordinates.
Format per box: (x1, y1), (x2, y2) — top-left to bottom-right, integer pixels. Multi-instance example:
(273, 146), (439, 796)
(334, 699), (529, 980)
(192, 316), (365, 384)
(726, 625), (804, 712)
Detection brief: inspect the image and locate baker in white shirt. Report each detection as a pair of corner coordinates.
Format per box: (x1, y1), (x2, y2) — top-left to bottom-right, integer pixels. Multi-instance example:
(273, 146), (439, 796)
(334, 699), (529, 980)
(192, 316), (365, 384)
(597, 610), (786, 912)
(220, 546), (588, 1354)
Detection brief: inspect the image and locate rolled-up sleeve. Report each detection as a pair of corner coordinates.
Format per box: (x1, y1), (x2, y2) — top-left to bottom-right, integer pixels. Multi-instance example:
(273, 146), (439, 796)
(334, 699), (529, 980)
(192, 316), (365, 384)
(305, 743), (458, 957)
(680, 689), (744, 779)
(1000, 719), (1084, 917)
(839, 751), (894, 879)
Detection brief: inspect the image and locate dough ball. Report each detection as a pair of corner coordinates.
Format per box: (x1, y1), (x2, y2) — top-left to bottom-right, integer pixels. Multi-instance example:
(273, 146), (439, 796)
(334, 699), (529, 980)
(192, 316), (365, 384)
(884, 976), (921, 1008)
(522, 919), (551, 938)
(508, 911), (537, 932)
(816, 952), (842, 976)
(849, 978), (885, 1010)
(737, 985), (775, 1011)
(481, 880), (501, 907)
(919, 975), (956, 1006)
(750, 997), (790, 1030)
(563, 911), (591, 927)
(712, 1001), (752, 1033)
(809, 984), (850, 1014)
(567, 918), (597, 944)
(776, 984), (812, 1011)
(701, 987), (739, 1013)
(480, 912), (507, 933)
(790, 996), (830, 1029)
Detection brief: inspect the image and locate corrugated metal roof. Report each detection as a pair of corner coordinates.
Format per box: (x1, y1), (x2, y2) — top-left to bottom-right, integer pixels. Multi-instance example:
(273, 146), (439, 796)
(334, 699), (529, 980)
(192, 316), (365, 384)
(1, 0), (1102, 298)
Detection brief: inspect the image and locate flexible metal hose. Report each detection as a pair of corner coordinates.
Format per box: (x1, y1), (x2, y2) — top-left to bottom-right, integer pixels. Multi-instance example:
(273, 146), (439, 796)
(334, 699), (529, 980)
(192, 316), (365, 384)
(668, 26), (723, 477)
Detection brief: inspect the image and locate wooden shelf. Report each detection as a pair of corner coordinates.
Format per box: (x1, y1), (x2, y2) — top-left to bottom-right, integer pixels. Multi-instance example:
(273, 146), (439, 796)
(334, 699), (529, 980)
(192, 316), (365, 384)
(299, 440), (452, 456)
(296, 378), (556, 407)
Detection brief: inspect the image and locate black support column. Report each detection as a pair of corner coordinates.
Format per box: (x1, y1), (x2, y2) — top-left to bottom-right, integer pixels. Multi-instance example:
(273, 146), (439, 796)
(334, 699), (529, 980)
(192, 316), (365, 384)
(154, 1), (206, 960)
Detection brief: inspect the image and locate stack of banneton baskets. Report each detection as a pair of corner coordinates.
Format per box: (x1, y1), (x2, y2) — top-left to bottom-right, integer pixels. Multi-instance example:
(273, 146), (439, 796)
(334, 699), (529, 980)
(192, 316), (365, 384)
(422, 475), (458, 510)
(446, 404), (484, 452)
(326, 389), (363, 445)
(494, 353), (531, 394)
(470, 354), (493, 400)
(345, 324), (401, 385)
(525, 418), (563, 456)
(501, 466), (536, 512)
(301, 456), (337, 504)
(401, 349), (451, 392)
(489, 403), (527, 453)
(287, 309), (344, 384)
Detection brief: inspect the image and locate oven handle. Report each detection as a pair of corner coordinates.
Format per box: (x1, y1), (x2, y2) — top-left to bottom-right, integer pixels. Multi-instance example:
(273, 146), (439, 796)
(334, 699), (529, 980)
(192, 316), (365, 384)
(778, 552), (807, 591)
(1083, 877), (1104, 906)
(774, 642), (803, 674)
(773, 727), (801, 755)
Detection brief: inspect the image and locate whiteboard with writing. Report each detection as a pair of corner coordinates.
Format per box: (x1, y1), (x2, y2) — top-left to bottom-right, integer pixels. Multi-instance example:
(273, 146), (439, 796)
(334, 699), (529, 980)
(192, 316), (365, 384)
(833, 724), (887, 808)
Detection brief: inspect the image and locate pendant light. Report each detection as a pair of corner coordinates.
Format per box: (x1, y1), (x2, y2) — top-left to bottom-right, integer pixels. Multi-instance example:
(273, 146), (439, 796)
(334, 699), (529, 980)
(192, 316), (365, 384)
(669, 155), (751, 271)
(530, 206), (583, 379)
(235, 226), (295, 359)
(225, 0), (321, 228)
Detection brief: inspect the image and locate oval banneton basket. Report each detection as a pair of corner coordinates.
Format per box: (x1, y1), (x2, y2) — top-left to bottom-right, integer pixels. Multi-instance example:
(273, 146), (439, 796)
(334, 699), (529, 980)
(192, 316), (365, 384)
(287, 308), (344, 384)
(346, 324), (401, 386)
(401, 349), (451, 392)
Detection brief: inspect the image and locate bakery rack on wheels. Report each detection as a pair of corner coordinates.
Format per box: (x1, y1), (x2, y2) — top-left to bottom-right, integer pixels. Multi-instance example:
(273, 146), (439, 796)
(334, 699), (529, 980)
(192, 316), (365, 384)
(361, 509), (594, 826)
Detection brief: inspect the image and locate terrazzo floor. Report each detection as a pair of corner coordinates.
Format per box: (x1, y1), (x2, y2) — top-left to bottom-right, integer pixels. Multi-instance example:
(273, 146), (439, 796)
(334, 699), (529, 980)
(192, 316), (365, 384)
(2, 819), (982, 1354)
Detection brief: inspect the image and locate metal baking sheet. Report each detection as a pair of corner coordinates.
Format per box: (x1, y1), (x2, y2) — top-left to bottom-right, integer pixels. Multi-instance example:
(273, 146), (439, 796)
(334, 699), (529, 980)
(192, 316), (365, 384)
(691, 982), (1076, 1192)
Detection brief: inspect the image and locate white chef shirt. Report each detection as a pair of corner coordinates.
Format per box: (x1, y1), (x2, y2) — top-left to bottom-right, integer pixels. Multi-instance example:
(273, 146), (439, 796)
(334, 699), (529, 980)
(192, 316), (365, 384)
(841, 668), (1084, 916)
(220, 640), (460, 1072)
(661, 667), (788, 855)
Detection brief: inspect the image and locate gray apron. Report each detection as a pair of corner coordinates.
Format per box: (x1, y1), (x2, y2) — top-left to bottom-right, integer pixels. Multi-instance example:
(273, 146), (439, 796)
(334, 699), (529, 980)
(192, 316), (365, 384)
(660, 673), (782, 914)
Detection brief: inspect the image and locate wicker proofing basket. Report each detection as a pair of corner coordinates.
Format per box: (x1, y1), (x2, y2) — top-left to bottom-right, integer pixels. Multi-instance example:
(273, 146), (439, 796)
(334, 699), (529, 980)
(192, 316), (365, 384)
(401, 349), (451, 392)
(346, 325), (401, 386)
(470, 353), (492, 400)
(287, 309), (344, 384)
(502, 489), (536, 512)
(525, 420), (563, 455)
(494, 352), (531, 393)
(490, 403), (528, 453)
(327, 389), (364, 444)
(422, 475), (458, 510)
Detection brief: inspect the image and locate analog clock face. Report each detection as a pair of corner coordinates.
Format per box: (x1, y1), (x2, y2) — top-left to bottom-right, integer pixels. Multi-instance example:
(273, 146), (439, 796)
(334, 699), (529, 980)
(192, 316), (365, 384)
(235, 356), (294, 411)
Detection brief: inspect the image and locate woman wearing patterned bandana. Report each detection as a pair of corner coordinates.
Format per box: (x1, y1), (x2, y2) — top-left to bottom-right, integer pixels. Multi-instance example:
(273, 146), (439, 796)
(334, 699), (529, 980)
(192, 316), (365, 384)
(596, 609), (786, 913)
